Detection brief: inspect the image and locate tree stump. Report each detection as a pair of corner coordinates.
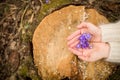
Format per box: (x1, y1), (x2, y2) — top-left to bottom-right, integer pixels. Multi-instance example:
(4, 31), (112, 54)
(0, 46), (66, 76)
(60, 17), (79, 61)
(32, 5), (115, 80)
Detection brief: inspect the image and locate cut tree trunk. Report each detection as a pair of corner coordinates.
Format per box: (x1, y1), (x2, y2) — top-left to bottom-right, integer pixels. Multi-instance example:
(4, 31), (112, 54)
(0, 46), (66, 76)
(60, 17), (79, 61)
(32, 5), (115, 80)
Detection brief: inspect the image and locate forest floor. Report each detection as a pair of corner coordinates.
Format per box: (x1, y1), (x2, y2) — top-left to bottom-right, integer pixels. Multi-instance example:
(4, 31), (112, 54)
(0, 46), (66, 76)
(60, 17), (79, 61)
(0, 0), (120, 80)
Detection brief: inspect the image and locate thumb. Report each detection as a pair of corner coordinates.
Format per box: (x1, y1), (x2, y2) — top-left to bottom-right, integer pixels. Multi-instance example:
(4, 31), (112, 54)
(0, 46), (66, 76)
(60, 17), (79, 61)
(77, 22), (87, 29)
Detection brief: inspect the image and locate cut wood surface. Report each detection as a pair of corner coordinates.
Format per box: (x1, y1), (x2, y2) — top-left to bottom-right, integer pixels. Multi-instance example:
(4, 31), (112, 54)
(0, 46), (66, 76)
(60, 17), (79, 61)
(32, 5), (115, 80)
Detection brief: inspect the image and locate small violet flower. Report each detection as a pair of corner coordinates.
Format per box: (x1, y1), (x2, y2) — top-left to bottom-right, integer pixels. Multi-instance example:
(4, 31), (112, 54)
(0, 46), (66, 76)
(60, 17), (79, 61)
(45, 0), (50, 4)
(76, 33), (92, 49)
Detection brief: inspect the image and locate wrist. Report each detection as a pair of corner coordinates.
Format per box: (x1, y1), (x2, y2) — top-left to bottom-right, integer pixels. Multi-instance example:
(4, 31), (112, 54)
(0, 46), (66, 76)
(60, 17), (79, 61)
(98, 28), (102, 42)
(104, 43), (110, 58)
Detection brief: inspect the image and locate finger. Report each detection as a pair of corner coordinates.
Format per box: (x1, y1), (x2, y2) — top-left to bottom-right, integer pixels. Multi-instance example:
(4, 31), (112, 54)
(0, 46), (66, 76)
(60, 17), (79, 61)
(78, 55), (87, 61)
(70, 40), (79, 48)
(81, 48), (92, 58)
(80, 28), (89, 34)
(67, 30), (81, 40)
(68, 47), (82, 56)
(77, 22), (95, 29)
(86, 22), (97, 29)
(67, 34), (80, 46)
(77, 22), (87, 29)
(78, 55), (90, 62)
(81, 27), (94, 36)
(78, 22), (97, 34)
(82, 51), (90, 57)
(78, 48), (83, 52)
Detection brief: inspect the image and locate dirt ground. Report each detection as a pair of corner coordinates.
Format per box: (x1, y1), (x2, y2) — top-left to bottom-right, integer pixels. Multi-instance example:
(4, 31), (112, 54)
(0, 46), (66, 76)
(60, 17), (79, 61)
(0, 0), (120, 80)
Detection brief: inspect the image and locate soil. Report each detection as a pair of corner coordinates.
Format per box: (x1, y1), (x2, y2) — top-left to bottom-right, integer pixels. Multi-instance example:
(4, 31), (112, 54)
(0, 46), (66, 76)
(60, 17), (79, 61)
(0, 0), (120, 80)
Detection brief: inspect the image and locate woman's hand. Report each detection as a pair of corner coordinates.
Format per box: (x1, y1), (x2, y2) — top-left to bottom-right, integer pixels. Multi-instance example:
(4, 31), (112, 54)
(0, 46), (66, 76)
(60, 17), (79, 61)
(67, 22), (110, 62)
(67, 22), (102, 47)
(68, 43), (110, 62)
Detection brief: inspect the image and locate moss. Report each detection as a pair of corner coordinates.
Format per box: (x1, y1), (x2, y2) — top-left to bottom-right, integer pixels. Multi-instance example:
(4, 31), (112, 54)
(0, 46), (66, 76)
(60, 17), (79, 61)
(38, 0), (72, 21)
(18, 65), (41, 80)
(19, 64), (28, 77)
(18, 55), (32, 77)
(17, 53), (41, 79)
(30, 74), (41, 80)
(21, 23), (33, 43)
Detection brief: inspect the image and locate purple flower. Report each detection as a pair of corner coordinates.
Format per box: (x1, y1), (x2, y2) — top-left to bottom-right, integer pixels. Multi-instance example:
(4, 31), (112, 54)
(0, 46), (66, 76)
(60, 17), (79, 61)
(76, 33), (92, 49)
(76, 43), (81, 48)
(84, 33), (91, 40)
(45, 0), (50, 4)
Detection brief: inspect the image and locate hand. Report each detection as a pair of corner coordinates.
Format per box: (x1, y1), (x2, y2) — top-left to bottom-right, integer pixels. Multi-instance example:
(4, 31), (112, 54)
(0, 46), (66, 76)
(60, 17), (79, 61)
(68, 43), (110, 62)
(77, 22), (102, 42)
(67, 22), (102, 46)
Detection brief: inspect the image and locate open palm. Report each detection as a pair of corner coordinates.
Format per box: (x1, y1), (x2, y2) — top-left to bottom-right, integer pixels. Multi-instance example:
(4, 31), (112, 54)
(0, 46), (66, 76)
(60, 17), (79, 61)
(67, 22), (102, 47)
(68, 43), (109, 62)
